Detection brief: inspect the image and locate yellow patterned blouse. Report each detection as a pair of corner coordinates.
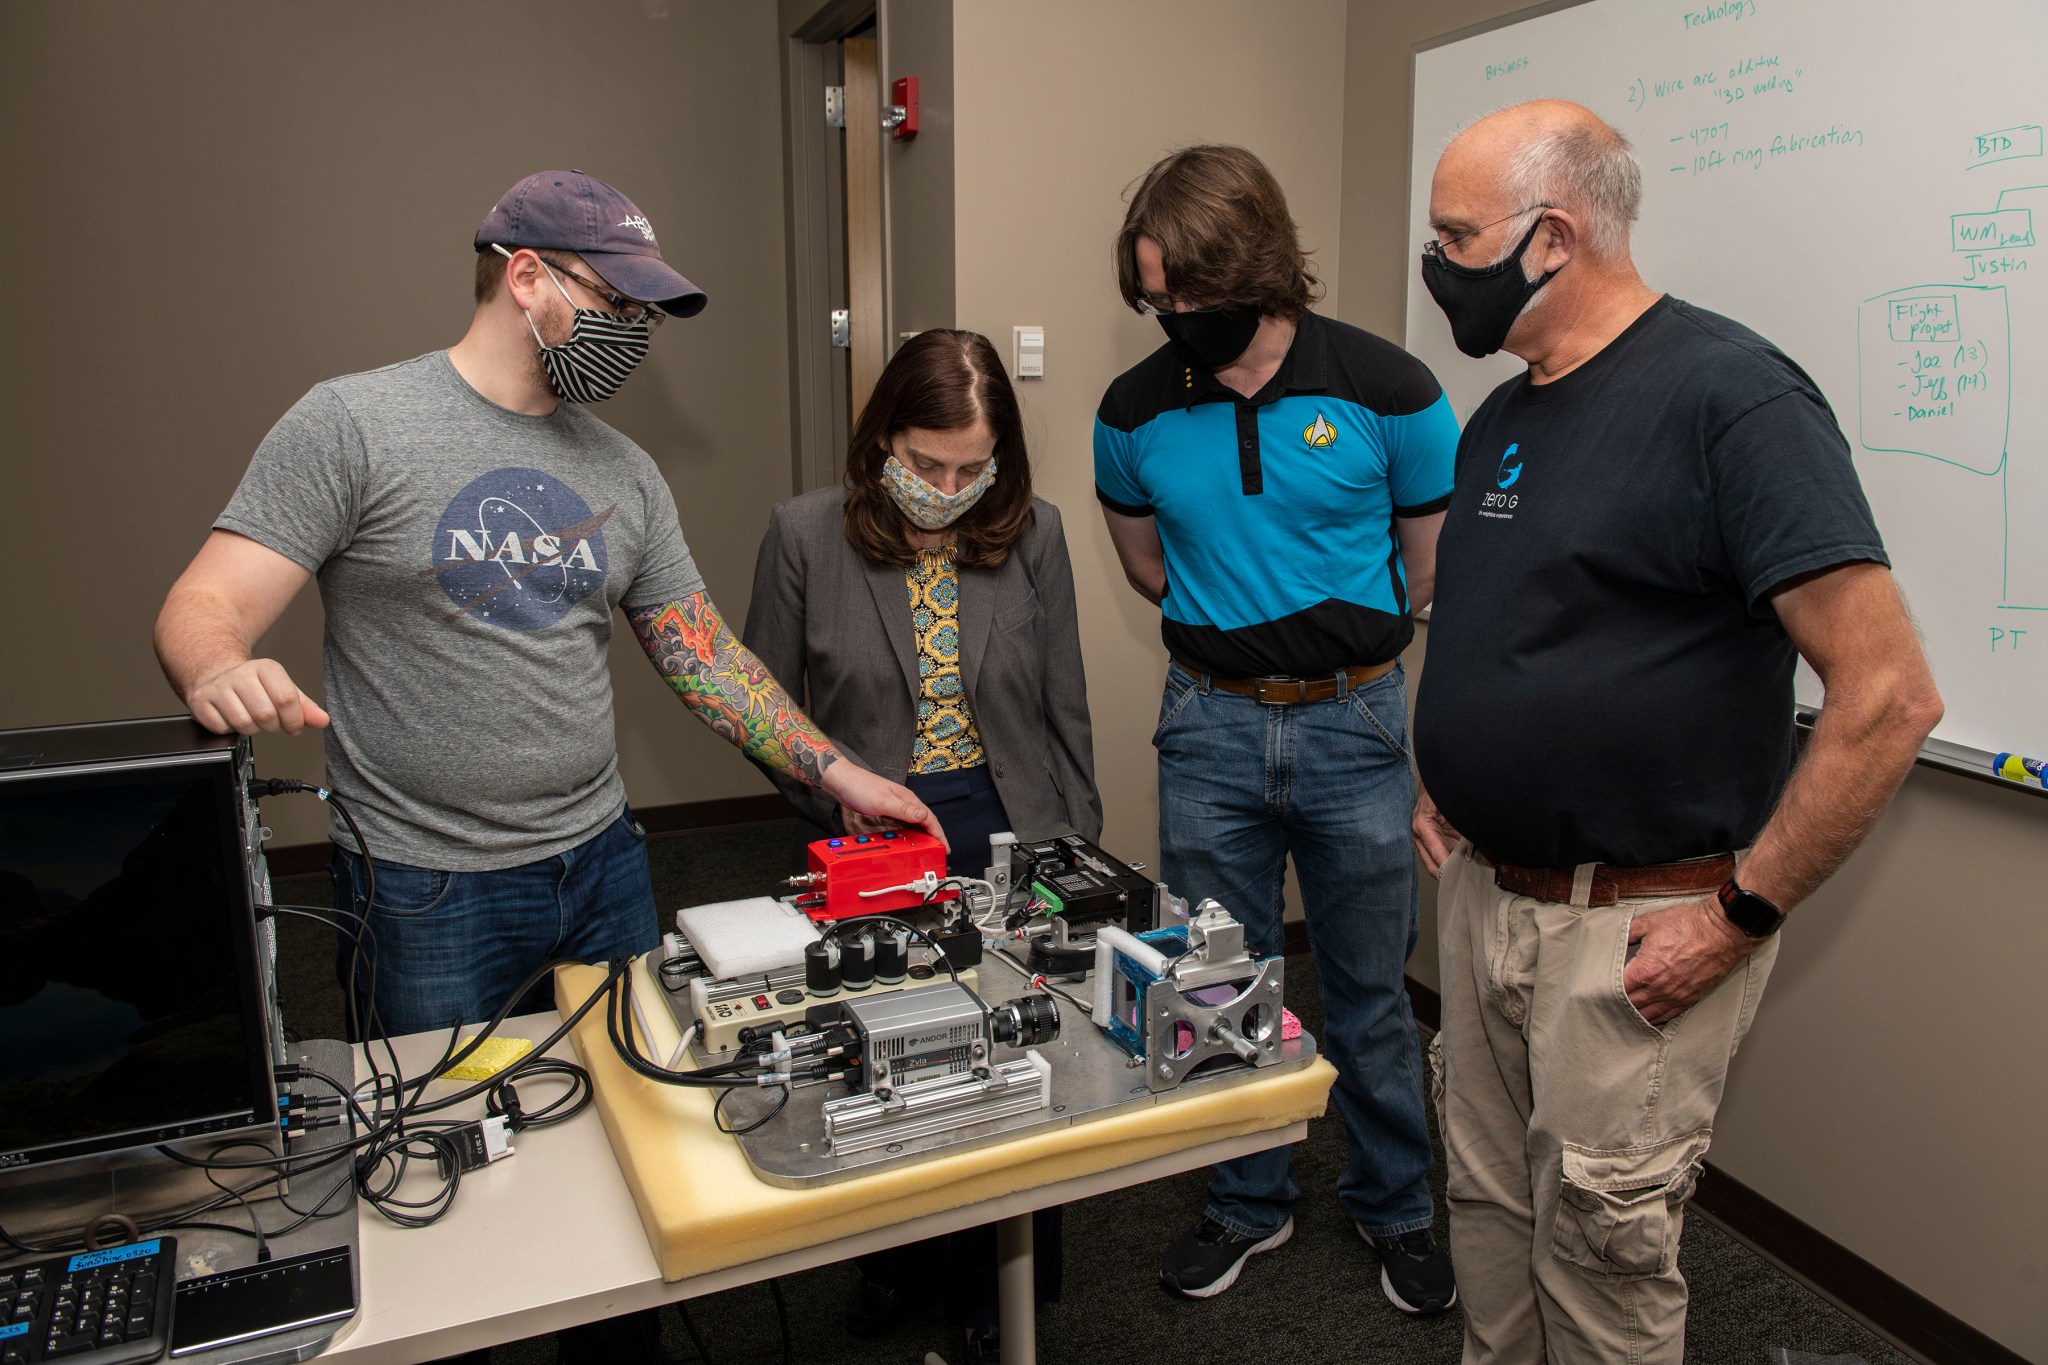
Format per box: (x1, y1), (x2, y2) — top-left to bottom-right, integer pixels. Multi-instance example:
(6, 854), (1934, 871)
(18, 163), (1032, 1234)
(906, 546), (986, 774)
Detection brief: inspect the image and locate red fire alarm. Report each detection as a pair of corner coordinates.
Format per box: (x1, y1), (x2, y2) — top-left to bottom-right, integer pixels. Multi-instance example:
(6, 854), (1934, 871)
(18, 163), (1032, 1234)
(887, 75), (919, 141)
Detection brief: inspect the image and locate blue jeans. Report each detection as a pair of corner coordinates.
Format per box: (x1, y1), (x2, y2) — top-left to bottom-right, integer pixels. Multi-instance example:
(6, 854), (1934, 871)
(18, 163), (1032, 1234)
(1155, 662), (1435, 1239)
(327, 807), (659, 1040)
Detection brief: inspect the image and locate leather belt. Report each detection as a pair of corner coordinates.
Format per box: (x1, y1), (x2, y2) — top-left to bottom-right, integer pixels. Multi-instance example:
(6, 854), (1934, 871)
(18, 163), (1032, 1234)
(1170, 657), (1398, 706)
(1490, 853), (1735, 908)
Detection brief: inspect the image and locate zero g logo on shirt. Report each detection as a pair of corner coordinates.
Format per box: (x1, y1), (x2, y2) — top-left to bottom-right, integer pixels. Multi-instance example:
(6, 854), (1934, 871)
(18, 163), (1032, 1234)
(1479, 442), (1522, 520)
(430, 467), (615, 630)
(1496, 442), (1524, 488)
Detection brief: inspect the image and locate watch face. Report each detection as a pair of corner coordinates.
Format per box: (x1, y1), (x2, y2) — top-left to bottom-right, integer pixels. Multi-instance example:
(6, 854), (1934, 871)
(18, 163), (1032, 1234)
(1718, 882), (1783, 938)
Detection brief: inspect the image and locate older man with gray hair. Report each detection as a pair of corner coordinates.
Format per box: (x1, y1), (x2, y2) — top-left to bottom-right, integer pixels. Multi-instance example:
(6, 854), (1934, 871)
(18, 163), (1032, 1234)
(1409, 100), (1942, 1362)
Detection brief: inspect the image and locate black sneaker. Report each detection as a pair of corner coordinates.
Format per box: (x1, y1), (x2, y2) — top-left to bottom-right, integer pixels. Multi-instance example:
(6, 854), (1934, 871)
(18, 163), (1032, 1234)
(962, 1324), (1000, 1363)
(1158, 1215), (1293, 1299)
(1357, 1225), (1457, 1314)
(844, 1274), (903, 1337)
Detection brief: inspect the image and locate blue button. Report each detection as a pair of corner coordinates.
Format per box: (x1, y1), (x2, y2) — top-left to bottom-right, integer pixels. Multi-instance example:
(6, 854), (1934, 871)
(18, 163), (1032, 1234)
(828, 839), (843, 848)
(855, 835), (870, 843)
(0, 1323), (29, 1340)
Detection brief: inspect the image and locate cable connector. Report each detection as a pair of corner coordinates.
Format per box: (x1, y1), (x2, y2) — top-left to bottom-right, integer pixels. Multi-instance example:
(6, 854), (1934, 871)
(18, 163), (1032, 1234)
(247, 776), (338, 802)
(435, 1116), (515, 1178)
(280, 1114), (342, 1136)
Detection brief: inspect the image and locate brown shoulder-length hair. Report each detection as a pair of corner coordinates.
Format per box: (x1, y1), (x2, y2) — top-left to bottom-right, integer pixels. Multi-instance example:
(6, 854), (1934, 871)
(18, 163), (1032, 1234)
(843, 329), (1034, 570)
(1114, 145), (1322, 319)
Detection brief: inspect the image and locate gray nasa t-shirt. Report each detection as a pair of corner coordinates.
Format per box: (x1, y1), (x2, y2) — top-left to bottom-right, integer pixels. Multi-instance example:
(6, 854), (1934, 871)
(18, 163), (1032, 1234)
(217, 351), (703, 870)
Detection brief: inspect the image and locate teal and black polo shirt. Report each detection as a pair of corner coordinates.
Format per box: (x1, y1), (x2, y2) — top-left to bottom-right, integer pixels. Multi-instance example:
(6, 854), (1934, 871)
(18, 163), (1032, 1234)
(1093, 311), (1459, 678)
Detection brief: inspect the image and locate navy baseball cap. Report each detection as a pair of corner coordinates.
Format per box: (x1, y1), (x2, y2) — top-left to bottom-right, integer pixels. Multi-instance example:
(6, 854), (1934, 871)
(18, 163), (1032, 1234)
(476, 169), (707, 318)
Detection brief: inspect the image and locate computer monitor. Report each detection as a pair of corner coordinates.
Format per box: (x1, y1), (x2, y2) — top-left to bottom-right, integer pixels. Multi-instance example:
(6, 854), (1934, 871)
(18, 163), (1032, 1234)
(0, 718), (278, 1174)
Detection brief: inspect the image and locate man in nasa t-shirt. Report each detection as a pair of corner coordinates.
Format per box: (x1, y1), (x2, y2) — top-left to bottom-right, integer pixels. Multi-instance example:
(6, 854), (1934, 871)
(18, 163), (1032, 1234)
(155, 170), (941, 1048)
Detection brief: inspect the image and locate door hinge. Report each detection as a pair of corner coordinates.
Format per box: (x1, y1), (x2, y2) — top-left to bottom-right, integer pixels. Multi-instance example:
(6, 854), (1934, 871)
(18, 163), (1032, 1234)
(824, 86), (846, 128)
(830, 309), (851, 348)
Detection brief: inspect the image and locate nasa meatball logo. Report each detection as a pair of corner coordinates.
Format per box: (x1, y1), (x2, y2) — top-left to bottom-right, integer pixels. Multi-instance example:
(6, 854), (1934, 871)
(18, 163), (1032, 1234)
(431, 468), (613, 630)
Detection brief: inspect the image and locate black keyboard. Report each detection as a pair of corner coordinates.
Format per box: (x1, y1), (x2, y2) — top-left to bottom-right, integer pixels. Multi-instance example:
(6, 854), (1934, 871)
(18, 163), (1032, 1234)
(0, 1238), (174, 1365)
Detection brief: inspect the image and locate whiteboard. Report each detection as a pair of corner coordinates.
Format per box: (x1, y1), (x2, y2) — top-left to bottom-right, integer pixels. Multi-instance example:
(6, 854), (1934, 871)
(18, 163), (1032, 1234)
(1405, 0), (2048, 764)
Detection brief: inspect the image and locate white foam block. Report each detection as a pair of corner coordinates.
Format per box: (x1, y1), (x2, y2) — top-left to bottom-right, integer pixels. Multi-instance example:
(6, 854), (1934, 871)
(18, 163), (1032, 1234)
(673, 896), (820, 979)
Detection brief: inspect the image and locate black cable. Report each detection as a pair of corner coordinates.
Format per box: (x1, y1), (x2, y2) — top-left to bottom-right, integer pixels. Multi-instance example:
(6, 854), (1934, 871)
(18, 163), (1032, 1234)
(607, 961), (767, 1088)
(768, 1278), (793, 1365)
(676, 1302), (714, 1364)
(247, 779), (377, 1047)
(712, 1083), (789, 1136)
(485, 1058), (592, 1131)
(260, 900), (408, 1125)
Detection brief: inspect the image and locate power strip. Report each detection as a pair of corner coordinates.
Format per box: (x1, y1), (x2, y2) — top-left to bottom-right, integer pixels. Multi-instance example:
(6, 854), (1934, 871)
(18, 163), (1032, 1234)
(680, 958), (981, 1060)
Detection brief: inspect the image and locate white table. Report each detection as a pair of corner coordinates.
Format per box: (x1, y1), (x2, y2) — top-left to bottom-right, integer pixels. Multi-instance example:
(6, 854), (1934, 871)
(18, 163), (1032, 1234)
(319, 1013), (1309, 1365)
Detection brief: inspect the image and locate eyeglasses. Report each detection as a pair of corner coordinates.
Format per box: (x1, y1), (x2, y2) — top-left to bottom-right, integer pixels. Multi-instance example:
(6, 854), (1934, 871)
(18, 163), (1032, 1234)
(1421, 203), (1553, 263)
(542, 259), (664, 327)
(1133, 294), (1226, 317)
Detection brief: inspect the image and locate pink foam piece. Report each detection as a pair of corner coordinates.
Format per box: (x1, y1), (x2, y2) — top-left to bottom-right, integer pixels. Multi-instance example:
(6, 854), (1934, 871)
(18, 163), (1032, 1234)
(1281, 1006), (1302, 1040)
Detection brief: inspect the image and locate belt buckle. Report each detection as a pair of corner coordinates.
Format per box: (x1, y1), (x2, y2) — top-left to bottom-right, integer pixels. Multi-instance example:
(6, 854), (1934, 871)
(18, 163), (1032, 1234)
(1253, 676), (1306, 706)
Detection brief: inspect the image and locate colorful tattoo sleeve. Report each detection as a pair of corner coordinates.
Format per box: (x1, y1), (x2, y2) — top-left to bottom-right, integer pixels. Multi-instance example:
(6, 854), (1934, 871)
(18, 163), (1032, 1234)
(627, 594), (841, 787)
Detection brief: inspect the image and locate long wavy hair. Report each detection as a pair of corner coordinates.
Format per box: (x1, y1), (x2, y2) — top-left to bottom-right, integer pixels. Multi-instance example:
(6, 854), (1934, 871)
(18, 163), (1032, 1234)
(1114, 144), (1322, 319)
(842, 329), (1034, 569)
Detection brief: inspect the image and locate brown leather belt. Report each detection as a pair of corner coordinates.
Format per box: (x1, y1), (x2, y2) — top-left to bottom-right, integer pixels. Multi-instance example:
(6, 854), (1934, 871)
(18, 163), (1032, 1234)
(1490, 852), (1735, 907)
(1170, 657), (1398, 706)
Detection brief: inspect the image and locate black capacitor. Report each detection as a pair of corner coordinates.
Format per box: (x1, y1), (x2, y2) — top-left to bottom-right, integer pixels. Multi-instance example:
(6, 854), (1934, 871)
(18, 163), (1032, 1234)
(840, 934), (876, 991)
(874, 928), (909, 984)
(805, 939), (840, 998)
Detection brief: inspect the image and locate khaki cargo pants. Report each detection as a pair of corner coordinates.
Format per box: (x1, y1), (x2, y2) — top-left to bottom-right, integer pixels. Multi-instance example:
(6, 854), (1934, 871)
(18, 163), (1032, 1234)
(1434, 842), (1778, 1365)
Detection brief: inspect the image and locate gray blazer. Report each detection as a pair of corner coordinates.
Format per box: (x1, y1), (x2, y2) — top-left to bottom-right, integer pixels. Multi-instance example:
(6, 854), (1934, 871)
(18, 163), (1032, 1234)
(742, 486), (1101, 843)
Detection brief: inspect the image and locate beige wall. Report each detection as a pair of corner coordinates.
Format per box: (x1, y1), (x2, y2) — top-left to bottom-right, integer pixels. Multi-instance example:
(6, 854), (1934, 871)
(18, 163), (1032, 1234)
(0, 0), (791, 848)
(1340, 2), (2045, 1357)
(947, 0), (1350, 874)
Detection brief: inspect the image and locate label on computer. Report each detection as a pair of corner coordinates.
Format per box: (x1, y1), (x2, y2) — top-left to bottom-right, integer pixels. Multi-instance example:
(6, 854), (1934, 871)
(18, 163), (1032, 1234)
(69, 1239), (160, 1271)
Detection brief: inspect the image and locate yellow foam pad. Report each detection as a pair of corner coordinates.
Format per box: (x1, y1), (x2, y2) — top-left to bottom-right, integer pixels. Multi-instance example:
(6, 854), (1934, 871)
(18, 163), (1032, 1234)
(440, 1036), (534, 1081)
(555, 960), (1336, 1282)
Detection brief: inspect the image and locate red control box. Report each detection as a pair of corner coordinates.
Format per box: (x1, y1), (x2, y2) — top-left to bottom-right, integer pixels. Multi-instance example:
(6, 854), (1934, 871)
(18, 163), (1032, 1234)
(803, 830), (954, 921)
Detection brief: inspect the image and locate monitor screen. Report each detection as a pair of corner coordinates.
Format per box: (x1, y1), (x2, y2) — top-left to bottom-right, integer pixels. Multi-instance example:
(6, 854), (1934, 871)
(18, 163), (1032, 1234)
(0, 760), (274, 1167)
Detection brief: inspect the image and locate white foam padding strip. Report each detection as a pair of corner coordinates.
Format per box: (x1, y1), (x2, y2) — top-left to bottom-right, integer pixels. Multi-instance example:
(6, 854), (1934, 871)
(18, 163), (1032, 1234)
(673, 896), (820, 979)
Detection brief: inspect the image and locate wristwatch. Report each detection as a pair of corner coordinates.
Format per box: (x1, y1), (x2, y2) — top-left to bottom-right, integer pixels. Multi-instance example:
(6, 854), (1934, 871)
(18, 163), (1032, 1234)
(1716, 879), (1786, 939)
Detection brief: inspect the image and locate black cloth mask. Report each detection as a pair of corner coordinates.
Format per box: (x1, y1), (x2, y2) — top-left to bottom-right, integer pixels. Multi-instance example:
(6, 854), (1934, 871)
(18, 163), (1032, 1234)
(1420, 214), (1560, 358)
(1157, 305), (1262, 370)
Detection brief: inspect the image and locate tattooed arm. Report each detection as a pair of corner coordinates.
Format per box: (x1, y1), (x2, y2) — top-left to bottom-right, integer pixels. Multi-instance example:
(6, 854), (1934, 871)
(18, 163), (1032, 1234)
(626, 593), (947, 844)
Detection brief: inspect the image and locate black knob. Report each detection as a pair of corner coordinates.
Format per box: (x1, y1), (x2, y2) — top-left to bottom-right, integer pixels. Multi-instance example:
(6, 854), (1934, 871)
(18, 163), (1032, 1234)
(874, 928), (909, 984)
(841, 934), (875, 991)
(805, 940), (840, 998)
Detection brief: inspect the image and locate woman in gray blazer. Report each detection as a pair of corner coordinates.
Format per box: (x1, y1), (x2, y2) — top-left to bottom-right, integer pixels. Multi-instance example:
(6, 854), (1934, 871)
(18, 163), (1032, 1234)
(743, 330), (1094, 1358)
(744, 328), (1100, 875)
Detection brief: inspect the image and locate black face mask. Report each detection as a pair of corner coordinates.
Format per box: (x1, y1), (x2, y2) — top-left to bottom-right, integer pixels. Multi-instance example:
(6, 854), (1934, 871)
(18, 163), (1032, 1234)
(1156, 305), (1262, 370)
(1420, 214), (1559, 358)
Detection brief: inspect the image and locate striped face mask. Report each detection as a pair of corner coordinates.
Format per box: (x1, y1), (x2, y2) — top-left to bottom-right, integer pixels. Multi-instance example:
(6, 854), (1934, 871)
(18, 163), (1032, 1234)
(526, 264), (652, 404)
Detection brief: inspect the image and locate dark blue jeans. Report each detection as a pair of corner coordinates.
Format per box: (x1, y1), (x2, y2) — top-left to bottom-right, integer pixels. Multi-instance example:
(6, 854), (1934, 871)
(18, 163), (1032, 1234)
(905, 763), (1011, 879)
(1155, 662), (1435, 1239)
(327, 807), (659, 1041)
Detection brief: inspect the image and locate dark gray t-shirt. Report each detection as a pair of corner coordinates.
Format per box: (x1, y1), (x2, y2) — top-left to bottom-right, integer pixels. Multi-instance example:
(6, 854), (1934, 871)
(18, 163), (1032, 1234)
(217, 351), (704, 870)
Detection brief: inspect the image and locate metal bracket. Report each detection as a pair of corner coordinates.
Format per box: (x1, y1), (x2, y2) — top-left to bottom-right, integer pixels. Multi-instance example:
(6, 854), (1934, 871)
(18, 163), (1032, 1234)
(829, 308), (851, 349)
(824, 86), (845, 128)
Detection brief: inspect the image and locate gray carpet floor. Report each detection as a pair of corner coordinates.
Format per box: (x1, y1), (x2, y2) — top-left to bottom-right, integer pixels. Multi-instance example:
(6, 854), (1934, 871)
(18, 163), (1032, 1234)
(270, 821), (1911, 1365)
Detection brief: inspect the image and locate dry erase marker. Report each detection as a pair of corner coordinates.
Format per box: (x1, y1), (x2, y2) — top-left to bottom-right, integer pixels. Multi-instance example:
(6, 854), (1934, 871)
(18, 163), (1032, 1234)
(1992, 752), (2045, 787)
